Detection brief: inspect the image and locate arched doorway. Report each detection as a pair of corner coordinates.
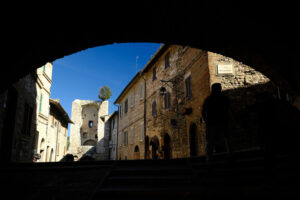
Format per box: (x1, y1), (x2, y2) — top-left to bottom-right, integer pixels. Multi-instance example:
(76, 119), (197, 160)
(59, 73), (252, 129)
(150, 136), (159, 160)
(189, 123), (197, 157)
(163, 133), (171, 159)
(49, 148), (54, 162)
(134, 145), (140, 160)
(39, 138), (45, 162)
(145, 136), (149, 159)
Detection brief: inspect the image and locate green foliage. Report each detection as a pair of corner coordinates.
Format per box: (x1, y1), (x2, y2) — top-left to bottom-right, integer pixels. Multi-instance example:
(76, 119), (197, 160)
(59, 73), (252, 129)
(98, 86), (112, 101)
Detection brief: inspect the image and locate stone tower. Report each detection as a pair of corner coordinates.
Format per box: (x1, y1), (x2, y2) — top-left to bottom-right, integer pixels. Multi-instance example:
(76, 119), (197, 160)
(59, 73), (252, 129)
(68, 99), (109, 160)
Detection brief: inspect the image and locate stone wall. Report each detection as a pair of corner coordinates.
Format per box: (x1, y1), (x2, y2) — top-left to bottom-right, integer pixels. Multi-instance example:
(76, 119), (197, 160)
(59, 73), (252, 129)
(68, 99), (109, 160)
(0, 71), (38, 162)
(117, 77), (145, 160)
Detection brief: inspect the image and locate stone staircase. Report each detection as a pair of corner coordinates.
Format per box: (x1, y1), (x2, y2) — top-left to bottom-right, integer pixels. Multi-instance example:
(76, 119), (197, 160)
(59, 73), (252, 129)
(1, 149), (299, 199)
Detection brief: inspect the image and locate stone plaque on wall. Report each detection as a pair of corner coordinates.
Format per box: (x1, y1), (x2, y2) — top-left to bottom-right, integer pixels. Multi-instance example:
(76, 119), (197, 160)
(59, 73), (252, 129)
(217, 63), (234, 75)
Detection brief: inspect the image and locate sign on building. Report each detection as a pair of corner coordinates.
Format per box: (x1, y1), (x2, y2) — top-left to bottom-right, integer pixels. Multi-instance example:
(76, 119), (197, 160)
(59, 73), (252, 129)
(217, 63), (234, 75)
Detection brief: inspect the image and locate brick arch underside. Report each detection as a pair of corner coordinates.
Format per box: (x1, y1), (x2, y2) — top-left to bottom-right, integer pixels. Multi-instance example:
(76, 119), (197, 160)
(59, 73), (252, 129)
(1, 3), (299, 96)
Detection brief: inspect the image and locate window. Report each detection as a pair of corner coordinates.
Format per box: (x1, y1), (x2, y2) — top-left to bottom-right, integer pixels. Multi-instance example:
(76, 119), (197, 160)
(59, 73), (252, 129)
(152, 66), (157, 81)
(125, 99), (128, 113)
(130, 92), (134, 107)
(130, 127), (134, 144)
(152, 100), (157, 117)
(39, 94), (43, 113)
(165, 52), (170, 69)
(22, 103), (33, 136)
(89, 121), (93, 128)
(164, 92), (171, 109)
(139, 122), (144, 142)
(139, 83), (144, 100)
(43, 65), (46, 72)
(83, 132), (88, 138)
(95, 134), (98, 139)
(185, 76), (192, 99)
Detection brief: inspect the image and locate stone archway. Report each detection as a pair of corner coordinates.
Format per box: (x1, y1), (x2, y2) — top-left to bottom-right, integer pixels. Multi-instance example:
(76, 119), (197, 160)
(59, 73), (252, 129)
(39, 138), (45, 161)
(134, 145), (140, 160)
(150, 136), (159, 160)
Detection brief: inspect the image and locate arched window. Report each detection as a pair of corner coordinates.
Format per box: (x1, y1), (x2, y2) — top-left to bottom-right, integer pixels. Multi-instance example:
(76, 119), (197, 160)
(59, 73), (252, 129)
(134, 145), (140, 152)
(89, 121), (93, 128)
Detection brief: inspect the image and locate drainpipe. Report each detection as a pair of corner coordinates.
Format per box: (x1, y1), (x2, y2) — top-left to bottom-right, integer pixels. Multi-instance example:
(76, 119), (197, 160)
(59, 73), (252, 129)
(114, 104), (119, 161)
(140, 74), (147, 159)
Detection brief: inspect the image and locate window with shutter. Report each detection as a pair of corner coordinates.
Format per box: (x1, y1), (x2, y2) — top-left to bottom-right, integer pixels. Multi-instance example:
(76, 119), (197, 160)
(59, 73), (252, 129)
(185, 76), (192, 99)
(130, 92), (134, 107)
(125, 99), (128, 113)
(164, 92), (171, 109)
(130, 127), (134, 144)
(39, 94), (43, 113)
(140, 123), (144, 141)
(152, 100), (157, 117)
(119, 105), (122, 118)
(140, 83), (144, 100)
(152, 67), (157, 81)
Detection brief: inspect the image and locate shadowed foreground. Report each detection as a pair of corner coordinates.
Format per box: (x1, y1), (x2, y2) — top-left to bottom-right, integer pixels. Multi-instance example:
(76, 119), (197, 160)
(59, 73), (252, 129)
(1, 149), (299, 199)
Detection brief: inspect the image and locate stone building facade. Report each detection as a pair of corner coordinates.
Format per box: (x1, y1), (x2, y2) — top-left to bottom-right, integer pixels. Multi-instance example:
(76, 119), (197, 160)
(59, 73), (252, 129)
(106, 111), (118, 160)
(68, 99), (110, 160)
(34, 63), (53, 162)
(0, 71), (37, 162)
(0, 63), (56, 162)
(44, 99), (72, 162)
(115, 44), (281, 160)
(114, 73), (146, 160)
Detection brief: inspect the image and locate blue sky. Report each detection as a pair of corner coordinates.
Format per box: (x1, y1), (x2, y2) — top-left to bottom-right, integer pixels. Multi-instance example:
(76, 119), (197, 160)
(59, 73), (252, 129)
(50, 42), (162, 134)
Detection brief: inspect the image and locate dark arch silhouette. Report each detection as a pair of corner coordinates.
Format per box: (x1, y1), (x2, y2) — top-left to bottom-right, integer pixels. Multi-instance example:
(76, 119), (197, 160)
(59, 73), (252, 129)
(189, 123), (197, 157)
(150, 136), (159, 160)
(83, 140), (97, 146)
(1, 3), (300, 97)
(134, 145), (139, 152)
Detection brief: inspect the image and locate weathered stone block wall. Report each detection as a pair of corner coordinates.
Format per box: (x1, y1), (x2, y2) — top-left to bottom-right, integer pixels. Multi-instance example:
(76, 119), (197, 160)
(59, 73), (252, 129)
(144, 45), (208, 159)
(207, 52), (276, 151)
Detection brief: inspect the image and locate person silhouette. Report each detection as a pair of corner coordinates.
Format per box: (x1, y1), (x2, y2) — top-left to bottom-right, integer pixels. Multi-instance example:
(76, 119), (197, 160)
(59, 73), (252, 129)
(202, 83), (232, 163)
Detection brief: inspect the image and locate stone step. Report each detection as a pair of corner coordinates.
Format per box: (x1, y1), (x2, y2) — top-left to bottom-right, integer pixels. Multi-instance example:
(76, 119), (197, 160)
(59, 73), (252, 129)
(105, 175), (193, 186)
(94, 184), (272, 199)
(110, 166), (193, 176)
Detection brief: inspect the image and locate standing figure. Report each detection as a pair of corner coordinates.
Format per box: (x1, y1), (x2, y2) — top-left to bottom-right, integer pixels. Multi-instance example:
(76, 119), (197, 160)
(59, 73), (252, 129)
(202, 83), (232, 163)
